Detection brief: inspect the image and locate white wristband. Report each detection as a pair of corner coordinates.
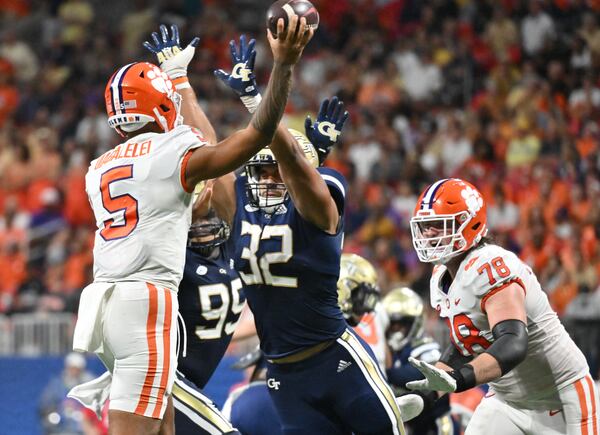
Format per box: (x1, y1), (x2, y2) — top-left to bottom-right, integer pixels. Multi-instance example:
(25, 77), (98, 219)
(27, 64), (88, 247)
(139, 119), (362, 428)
(175, 81), (191, 90)
(241, 93), (262, 114)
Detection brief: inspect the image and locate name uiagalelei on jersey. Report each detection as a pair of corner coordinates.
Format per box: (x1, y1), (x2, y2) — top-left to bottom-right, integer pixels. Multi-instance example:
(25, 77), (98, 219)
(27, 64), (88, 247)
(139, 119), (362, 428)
(93, 139), (153, 169)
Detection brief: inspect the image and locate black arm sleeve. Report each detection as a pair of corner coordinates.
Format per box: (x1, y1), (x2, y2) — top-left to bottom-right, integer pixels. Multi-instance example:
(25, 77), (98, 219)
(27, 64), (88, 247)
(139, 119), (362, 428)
(438, 344), (473, 369)
(484, 319), (528, 375)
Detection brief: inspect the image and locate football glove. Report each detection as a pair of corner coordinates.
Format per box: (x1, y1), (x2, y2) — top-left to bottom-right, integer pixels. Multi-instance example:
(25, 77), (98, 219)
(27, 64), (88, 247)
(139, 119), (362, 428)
(395, 393), (425, 422)
(405, 357), (457, 393)
(305, 97), (349, 165)
(143, 24), (200, 82)
(214, 34), (261, 113)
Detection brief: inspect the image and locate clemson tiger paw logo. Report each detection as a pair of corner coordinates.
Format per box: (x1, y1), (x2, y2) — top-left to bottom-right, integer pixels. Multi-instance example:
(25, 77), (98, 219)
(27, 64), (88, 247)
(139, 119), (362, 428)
(147, 67), (174, 96)
(461, 186), (483, 215)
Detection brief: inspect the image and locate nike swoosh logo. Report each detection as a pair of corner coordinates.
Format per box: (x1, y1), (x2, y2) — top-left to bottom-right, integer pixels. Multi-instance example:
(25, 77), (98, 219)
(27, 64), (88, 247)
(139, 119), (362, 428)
(549, 410), (561, 416)
(454, 298), (461, 305)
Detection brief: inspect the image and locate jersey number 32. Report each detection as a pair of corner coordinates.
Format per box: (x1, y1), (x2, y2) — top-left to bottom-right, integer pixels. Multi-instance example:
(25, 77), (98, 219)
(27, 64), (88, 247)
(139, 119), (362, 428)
(238, 222), (297, 288)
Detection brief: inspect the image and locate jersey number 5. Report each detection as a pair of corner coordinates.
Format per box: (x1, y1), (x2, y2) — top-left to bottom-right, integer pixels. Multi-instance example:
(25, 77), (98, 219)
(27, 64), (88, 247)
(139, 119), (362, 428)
(239, 222), (297, 288)
(100, 165), (139, 241)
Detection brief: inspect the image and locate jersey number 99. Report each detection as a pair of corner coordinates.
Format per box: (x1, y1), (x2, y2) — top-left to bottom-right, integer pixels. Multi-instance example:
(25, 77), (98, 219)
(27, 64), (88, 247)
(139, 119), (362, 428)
(196, 278), (245, 340)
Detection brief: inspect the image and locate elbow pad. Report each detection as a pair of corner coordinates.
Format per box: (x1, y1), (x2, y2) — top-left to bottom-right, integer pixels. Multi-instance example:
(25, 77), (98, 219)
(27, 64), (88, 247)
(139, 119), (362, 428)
(485, 319), (528, 375)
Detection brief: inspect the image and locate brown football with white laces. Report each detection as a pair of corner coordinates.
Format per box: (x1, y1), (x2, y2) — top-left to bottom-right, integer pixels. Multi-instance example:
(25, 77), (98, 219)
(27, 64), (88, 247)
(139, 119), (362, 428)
(266, 0), (319, 38)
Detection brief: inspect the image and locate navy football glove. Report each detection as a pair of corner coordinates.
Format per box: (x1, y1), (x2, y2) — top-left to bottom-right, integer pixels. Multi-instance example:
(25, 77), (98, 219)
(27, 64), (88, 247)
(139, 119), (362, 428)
(305, 97), (349, 165)
(143, 24), (200, 80)
(214, 35), (261, 112)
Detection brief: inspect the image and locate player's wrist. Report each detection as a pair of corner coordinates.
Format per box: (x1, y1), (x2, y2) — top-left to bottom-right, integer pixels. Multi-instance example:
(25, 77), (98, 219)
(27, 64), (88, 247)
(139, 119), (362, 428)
(448, 364), (476, 392)
(164, 68), (187, 80)
(171, 76), (191, 90)
(241, 93), (262, 113)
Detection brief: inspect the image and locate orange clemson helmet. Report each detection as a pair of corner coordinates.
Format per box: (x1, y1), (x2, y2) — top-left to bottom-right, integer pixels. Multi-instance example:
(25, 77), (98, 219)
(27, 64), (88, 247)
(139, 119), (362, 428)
(410, 178), (487, 264)
(104, 62), (183, 137)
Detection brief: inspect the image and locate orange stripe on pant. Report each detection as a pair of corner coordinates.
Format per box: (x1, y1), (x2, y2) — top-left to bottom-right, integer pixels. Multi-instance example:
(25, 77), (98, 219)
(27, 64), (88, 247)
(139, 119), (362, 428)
(152, 288), (173, 419)
(135, 283), (159, 416)
(584, 375), (598, 435)
(575, 377), (590, 435)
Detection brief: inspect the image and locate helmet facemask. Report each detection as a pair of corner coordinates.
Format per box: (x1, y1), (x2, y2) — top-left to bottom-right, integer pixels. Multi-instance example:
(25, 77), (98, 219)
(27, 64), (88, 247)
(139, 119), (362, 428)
(187, 215), (230, 257)
(410, 210), (474, 264)
(245, 157), (287, 214)
(387, 314), (424, 352)
(350, 282), (380, 317)
(338, 279), (380, 326)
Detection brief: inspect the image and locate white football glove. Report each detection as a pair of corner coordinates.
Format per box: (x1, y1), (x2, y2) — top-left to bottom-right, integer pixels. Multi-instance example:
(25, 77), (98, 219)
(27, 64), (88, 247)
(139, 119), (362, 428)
(395, 393), (424, 422)
(405, 357), (457, 393)
(143, 24), (200, 80)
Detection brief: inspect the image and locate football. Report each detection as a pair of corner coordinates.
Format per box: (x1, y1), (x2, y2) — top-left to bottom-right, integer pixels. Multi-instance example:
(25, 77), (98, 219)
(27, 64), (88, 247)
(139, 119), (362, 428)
(267, 0), (319, 37)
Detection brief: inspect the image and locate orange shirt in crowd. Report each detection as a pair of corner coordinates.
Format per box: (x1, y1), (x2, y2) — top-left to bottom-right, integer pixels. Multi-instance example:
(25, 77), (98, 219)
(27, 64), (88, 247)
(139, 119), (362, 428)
(0, 85), (18, 127)
(549, 281), (578, 317)
(576, 136), (597, 159)
(581, 226), (597, 261)
(0, 250), (26, 295)
(26, 180), (57, 213)
(63, 169), (94, 226)
(520, 236), (556, 272)
(63, 251), (92, 292)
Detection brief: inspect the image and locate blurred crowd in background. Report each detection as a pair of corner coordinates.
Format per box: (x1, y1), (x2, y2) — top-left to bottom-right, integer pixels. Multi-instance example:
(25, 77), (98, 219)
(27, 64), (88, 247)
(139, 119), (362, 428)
(0, 0), (600, 332)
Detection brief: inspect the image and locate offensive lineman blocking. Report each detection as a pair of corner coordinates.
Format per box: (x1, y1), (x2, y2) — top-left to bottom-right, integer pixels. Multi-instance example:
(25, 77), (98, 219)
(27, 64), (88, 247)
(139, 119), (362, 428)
(407, 178), (599, 435)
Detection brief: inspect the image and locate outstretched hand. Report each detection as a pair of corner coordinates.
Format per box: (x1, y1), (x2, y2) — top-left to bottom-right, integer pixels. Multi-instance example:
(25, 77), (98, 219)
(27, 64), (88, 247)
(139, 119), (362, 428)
(143, 24), (200, 79)
(267, 15), (314, 66)
(214, 34), (259, 98)
(305, 97), (349, 165)
(405, 357), (457, 393)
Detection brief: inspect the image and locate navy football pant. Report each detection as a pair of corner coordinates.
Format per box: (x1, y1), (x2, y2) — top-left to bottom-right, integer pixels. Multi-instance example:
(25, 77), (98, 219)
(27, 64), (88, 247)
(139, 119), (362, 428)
(266, 328), (405, 435)
(173, 372), (240, 435)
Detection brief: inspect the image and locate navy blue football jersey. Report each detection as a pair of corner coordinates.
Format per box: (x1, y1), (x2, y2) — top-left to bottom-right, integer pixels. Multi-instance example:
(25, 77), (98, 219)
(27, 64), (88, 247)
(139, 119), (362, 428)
(231, 167), (347, 359)
(178, 246), (245, 388)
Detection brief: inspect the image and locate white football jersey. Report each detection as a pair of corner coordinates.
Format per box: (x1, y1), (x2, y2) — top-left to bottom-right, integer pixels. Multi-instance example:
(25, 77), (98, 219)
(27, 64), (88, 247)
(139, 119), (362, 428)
(86, 125), (206, 290)
(431, 244), (589, 410)
(354, 302), (390, 372)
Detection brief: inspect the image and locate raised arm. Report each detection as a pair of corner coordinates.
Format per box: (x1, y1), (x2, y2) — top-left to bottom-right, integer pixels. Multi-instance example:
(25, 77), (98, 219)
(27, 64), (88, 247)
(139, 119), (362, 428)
(185, 16), (313, 187)
(214, 36), (349, 233)
(269, 97), (348, 233)
(144, 24), (217, 144)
